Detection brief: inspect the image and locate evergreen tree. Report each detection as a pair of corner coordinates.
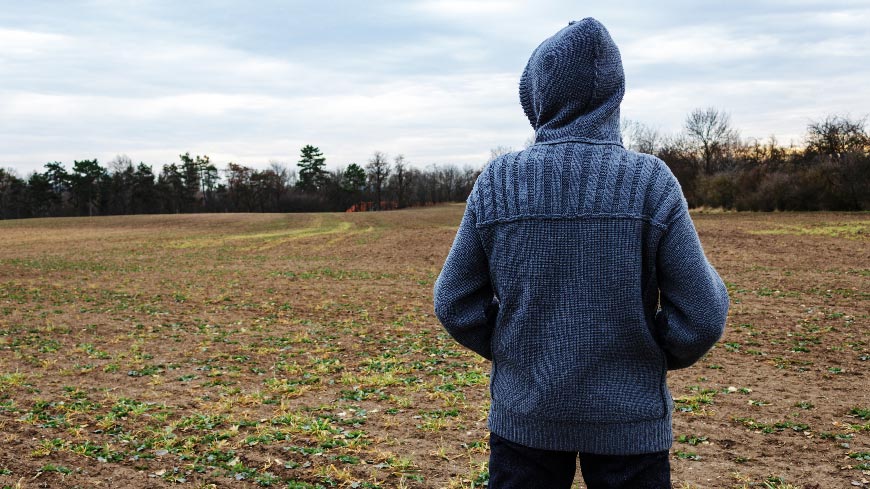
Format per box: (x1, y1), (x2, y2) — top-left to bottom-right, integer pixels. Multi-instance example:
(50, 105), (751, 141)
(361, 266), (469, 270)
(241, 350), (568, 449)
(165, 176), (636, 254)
(42, 162), (70, 213)
(70, 159), (107, 216)
(132, 163), (157, 214)
(199, 157), (219, 210)
(107, 162), (135, 215)
(296, 145), (327, 191)
(341, 163), (366, 192)
(158, 163), (184, 213)
(26, 172), (56, 217)
(179, 152), (202, 212)
(43, 162), (70, 194)
(0, 168), (27, 219)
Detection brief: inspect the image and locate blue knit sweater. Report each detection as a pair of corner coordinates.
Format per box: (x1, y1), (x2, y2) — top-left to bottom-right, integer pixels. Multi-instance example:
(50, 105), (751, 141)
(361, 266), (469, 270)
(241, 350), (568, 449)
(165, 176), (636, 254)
(433, 18), (729, 455)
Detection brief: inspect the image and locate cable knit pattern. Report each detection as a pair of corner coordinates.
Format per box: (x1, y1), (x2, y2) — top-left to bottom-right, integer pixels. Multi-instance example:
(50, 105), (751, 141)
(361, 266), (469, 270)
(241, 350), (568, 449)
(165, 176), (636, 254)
(433, 18), (729, 454)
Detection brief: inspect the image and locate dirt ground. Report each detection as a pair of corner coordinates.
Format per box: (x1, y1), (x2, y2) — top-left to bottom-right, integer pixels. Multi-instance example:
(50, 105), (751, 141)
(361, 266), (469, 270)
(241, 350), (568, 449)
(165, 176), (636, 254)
(0, 206), (867, 488)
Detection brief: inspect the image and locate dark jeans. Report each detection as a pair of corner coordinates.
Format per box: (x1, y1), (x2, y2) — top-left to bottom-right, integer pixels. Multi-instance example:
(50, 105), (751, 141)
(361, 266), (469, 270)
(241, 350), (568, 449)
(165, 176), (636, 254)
(488, 432), (671, 489)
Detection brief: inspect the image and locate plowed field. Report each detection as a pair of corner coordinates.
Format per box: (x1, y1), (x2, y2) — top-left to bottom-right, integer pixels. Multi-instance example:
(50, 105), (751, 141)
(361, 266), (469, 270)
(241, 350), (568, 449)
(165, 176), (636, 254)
(0, 207), (867, 488)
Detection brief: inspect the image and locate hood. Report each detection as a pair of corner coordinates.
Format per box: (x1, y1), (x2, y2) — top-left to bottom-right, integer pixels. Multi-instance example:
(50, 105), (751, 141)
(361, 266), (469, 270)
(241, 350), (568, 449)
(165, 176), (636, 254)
(519, 18), (624, 144)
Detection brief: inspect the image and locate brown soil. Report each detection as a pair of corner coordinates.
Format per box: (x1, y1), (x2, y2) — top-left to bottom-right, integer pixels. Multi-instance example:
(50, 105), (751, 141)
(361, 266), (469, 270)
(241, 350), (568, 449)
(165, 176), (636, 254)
(0, 207), (867, 488)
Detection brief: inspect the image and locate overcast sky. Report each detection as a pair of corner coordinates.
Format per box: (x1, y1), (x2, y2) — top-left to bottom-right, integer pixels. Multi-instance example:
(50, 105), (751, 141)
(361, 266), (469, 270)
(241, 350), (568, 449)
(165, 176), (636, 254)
(2, 0), (869, 175)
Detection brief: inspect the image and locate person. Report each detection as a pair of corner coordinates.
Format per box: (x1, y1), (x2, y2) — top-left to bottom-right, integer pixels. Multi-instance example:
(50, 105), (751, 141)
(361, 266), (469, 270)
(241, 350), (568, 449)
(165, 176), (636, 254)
(433, 18), (729, 489)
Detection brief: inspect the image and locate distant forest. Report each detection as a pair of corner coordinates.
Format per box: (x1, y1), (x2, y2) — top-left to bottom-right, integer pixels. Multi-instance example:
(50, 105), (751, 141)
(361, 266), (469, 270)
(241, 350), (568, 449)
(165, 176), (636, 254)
(0, 146), (478, 219)
(1, 109), (868, 220)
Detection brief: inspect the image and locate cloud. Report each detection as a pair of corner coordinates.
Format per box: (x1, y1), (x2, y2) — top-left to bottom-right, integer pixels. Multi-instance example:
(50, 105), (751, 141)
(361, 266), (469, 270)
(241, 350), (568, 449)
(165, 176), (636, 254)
(0, 67), (529, 174)
(413, 0), (526, 17)
(0, 28), (72, 57)
(1, 0), (868, 177)
(620, 26), (781, 65)
(806, 7), (870, 28)
(623, 74), (870, 144)
(0, 30), (351, 98)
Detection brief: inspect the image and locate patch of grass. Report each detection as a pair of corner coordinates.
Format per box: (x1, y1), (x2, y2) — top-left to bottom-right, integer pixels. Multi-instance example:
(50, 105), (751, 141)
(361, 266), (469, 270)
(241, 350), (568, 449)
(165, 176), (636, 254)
(674, 391), (716, 414)
(747, 221), (869, 239)
(676, 434), (708, 446)
(819, 432), (853, 440)
(0, 371), (28, 391)
(272, 267), (396, 281)
(39, 463), (72, 475)
(850, 407), (870, 420)
(675, 450), (701, 460)
(760, 475), (801, 489)
(734, 417), (810, 434)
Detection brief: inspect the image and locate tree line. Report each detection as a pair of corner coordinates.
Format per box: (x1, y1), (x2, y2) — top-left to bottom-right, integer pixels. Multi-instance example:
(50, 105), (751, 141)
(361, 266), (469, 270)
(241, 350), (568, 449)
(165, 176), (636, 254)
(622, 110), (869, 211)
(1, 110), (868, 220)
(0, 147), (479, 219)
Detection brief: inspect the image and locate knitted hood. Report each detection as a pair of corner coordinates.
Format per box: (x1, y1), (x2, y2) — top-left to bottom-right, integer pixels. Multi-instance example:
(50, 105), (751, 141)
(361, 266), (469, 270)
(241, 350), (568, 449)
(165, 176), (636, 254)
(519, 18), (625, 144)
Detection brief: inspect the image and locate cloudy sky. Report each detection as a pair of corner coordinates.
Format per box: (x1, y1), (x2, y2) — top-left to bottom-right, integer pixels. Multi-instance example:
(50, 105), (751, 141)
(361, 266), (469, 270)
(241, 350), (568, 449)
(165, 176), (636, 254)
(2, 0), (869, 175)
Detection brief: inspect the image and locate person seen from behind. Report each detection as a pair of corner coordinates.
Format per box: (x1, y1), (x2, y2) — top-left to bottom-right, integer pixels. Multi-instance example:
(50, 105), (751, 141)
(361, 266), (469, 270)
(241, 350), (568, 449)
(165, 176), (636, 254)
(433, 18), (729, 489)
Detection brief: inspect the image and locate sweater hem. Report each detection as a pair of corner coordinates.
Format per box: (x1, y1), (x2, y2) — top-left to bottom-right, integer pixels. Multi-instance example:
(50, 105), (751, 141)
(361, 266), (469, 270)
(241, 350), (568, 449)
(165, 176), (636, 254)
(488, 405), (673, 455)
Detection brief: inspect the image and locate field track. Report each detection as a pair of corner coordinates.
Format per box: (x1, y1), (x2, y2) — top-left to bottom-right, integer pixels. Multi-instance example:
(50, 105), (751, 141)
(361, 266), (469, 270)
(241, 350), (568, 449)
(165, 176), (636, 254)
(0, 206), (867, 488)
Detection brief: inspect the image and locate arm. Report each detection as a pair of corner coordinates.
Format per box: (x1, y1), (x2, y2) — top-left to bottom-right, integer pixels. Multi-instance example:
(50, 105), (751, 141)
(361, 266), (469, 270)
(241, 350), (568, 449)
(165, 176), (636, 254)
(433, 198), (497, 360)
(655, 209), (729, 370)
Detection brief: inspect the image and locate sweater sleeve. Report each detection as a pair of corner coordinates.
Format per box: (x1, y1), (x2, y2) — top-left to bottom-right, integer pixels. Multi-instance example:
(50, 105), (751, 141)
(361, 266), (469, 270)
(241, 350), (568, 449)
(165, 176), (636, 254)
(655, 209), (729, 370)
(433, 198), (497, 360)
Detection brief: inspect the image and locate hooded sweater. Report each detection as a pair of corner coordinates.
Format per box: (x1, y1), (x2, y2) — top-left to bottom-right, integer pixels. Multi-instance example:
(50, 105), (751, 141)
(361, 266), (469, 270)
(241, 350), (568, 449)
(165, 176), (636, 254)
(433, 18), (729, 455)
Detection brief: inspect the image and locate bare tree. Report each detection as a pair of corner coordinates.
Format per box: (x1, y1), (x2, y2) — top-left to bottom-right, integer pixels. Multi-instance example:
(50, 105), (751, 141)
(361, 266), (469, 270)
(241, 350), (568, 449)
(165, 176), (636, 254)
(225, 163), (254, 211)
(621, 119), (662, 154)
(488, 145), (514, 164)
(107, 155), (135, 214)
(366, 151), (391, 210)
(389, 154), (409, 208)
(109, 154), (134, 174)
(267, 160), (291, 209)
(685, 107), (738, 174)
(435, 164), (460, 202)
(806, 115), (869, 158)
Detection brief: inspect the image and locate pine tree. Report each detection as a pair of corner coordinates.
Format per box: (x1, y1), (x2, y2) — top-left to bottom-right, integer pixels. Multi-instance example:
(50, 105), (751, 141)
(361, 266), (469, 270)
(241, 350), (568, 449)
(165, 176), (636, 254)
(341, 163), (366, 192)
(132, 163), (157, 214)
(70, 159), (107, 216)
(296, 145), (327, 191)
(179, 152), (202, 211)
